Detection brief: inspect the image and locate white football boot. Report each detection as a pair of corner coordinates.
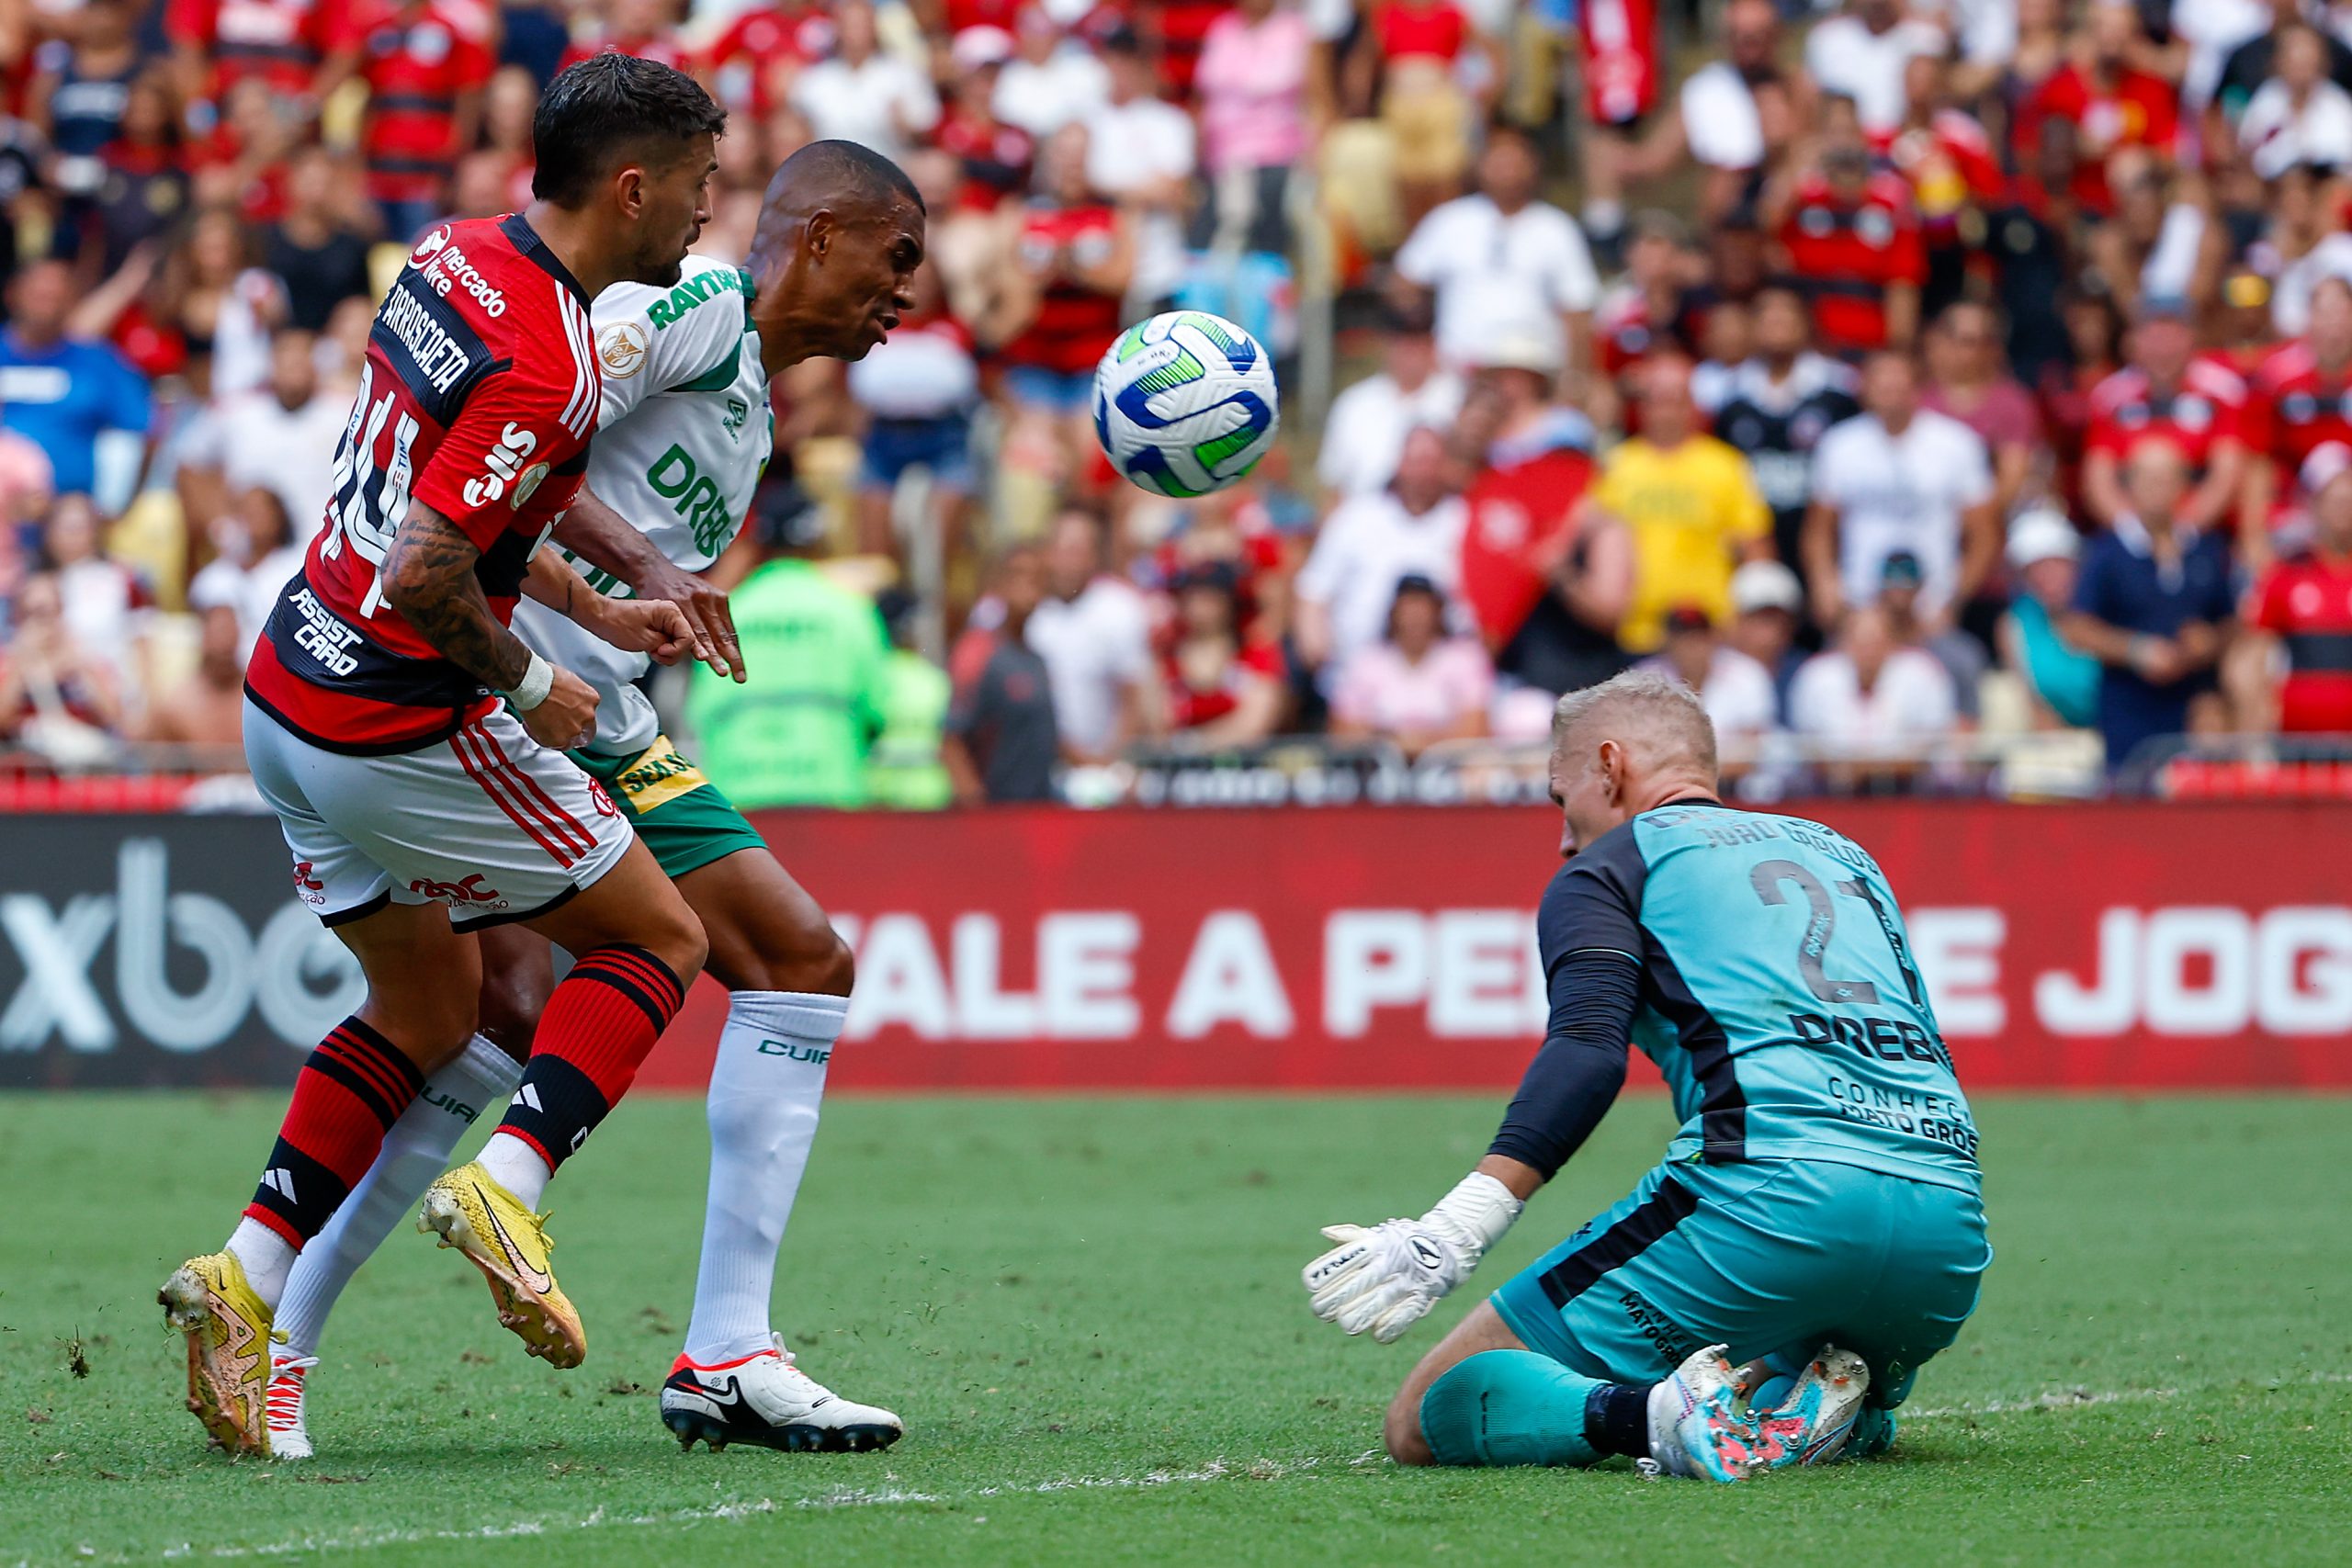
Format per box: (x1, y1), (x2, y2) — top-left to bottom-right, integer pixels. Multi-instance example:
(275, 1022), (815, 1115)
(1642, 1344), (1759, 1482)
(660, 1336), (903, 1454)
(265, 1352), (318, 1461)
(1751, 1346), (1871, 1469)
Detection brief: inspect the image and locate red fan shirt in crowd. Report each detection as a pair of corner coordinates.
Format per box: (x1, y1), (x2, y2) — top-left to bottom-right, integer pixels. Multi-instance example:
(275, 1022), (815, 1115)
(337, 0), (495, 207)
(1457, 444), (1597, 648)
(1595, 290), (1698, 381)
(935, 105), (1035, 211)
(946, 0), (1023, 31)
(2013, 62), (2177, 216)
(1373, 0), (1468, 63)
(1163, 640), (1283, 729)
(2084, 359), (2248, 471)
(244, 215), (603, 751)
(168, 0), (347, 96)
(1001, 202), (1125, 376)
(109, 299), (193, 382)
(186, 123), (293, 222)
(1775, 171), (1926, 355)
(2246, 338), (2352, 494)
(2250, 551), (2352, 732)
(1887, 108), (2005, 240)
(1145, 0), (1230, 95)
(698, 3), (823, 117)
(1577, 0), (1657, 127)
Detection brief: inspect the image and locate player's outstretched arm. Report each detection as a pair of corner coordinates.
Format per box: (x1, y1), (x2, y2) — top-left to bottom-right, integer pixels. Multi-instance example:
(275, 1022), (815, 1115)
(382, 502), (599, 750)
(554, 488), (744, 682)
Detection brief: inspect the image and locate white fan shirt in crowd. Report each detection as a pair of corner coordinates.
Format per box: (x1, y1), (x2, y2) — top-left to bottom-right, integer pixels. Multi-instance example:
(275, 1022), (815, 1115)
(54, 557), (150, 677)
(188, 541), (306, 651)
(1315, 367), (1465, 497)
(2139, 203), (2205, 304)
(1294, 491), (1469, 681)
(184, 386), (346, 542)
(2273, 231), (2352, 335)
(1679, 62), (1765, 171)
(788, 52), (940, 159)
(1809, 408), (1993, 613)
(514, 254), (772, 757)
(1394, 195), (1600, 368)
(2172, 0), (2267, 109)
(1084, 94), (1197, 301)
(1635, 647), (1781, 741)
(2238, 79), (2352, 180)
(1025, 576), (1155, 757)
(1803, 14), (1945, 135)
(1788, 646), (1959, 750)
(846, 316), (978, 421)
(994, 48), (1112, 139)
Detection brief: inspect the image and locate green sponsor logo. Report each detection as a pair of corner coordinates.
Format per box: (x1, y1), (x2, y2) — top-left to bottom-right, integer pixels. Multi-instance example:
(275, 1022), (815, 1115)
(646, 443), (742, 557)
(646, 267), (747, 330)
(756, 1038), (831, 1065)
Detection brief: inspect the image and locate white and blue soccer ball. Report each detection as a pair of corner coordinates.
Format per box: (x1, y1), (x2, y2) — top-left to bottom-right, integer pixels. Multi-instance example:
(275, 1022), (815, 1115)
(1092, 310), (1280, 498)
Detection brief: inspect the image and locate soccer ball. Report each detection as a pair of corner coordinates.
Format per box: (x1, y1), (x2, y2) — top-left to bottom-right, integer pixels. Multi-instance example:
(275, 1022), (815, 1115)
(1092, 311), (1280, 498)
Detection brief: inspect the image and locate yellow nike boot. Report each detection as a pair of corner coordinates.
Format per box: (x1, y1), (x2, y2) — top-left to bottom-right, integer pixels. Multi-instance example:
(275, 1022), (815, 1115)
(418, 1161), (587, 1368)
(158, 1251), (277, 1457)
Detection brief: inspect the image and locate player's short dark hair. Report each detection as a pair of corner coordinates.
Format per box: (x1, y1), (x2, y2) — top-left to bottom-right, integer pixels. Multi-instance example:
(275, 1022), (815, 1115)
(770, 138), (926, 219)
(532, 53), (726, 209)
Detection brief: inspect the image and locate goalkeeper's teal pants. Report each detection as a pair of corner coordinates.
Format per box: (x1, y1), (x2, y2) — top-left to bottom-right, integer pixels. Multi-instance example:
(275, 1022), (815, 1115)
(1490, 1156), (1989, 1416)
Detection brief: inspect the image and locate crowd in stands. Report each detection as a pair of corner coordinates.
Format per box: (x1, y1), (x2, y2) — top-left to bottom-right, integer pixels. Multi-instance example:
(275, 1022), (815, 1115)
(6, 0), (2352, 805)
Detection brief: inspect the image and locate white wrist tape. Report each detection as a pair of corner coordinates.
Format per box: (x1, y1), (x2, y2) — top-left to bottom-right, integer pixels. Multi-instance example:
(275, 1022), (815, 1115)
(504, 651), (556, 711)
(1423, 1171), (1524, 1264)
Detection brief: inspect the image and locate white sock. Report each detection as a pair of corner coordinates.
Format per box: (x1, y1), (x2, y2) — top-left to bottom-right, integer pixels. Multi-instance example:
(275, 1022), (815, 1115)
(477, 1131), (553, 1210)
(682, 991), (844, 1365)
(277, 1035), (523, 1358)
(225, 1218), (297, 1310)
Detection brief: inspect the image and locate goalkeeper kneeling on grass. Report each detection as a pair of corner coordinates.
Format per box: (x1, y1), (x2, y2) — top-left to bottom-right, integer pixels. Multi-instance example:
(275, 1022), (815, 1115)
(1302, 670), (1990, 1482)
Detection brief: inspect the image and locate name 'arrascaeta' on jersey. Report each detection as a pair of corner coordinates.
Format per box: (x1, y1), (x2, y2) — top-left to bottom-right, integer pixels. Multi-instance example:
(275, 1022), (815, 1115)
(245, 214), (601, 752)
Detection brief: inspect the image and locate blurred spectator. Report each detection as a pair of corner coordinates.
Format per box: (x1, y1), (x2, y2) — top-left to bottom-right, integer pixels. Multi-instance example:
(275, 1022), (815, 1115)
(180, 328), (340, 548)
(1394, 128), (1600, 373)
(76, 69), (188, 277)
(167, 0), (343, 103)
(1193, 0), (1311, 255)
(1596, 210), (1697, 388)
(2244, 276), (2352, 570)
(263, 148), (377, 333)
(1163, 563), (1283, 745)
(2039, 286), (2127, 509)
(1996, 507), (2100, 730)
(1329, 574), (1492, 757)
(1084, 27), (1196, 310)
(1297, 424), (1467, 686)
(994, 6), (1109, 141)
(790, 0), (940, 159)
(2082, 296), (2249, 534)
(1611, 0), (1801, 229)
(1343, 0), (1492, 228)
(0, 261), (152, 514)
(2062, 437), (2238, 769)
(43, 494), (151, 682)
(1805, 351), (1998, 629)
(866, 587), (954, 811)
(1804, 0), (1942, 138)
(936, 30), (1034, 215)
(159, 206), (290, 400)
(187, 486), (303, 651)
(0, 572), (123, 764)
(1876, 548), (1988, 723)
(0, 410), (53, 530)
(848, 265), (978, 561)
(1638, 603), (1780, 750)
(33, 0), (141, 234)
(2214, 0), (2352, 136)
(2237, 24), (2352, 179)
(1711, 284), (1860, 576)
(698, 1), (825, 121)
(690, 494), (888, 810)
(1920, 300), (2042, 518)
(1727, 558), (1805, 716)
(1028, 507), (1160, 767)
(1768, 95), (1926, 355)
(1588, 353), (1770, 655)
(946, 543), (1059, 804)
(2238, 442), (2352, 734)
(322, 0), (494, 243)
(1788, 603), (1960, 764)
(1317, 298), (1462, 501)
(137, 602), (246, 752)
(2013, 0), (2179, 217)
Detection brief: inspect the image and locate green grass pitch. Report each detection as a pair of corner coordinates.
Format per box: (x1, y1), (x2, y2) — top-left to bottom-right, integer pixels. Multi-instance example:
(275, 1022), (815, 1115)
(2, 1092), (2348, 1566)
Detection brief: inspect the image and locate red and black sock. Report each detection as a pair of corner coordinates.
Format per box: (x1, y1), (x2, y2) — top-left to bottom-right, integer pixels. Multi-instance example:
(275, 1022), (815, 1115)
(244, 1017), (425, 1247)
(495, 945), (684, 1172)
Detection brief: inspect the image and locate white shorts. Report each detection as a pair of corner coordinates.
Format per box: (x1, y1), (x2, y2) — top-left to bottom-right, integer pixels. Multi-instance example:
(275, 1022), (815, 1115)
(245, 699), (635, 931)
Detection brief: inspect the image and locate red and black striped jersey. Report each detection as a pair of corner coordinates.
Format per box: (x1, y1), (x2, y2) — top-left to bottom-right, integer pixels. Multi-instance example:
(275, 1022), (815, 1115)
(1774, 172), (1925, 357)
(2246, 338), (2352, 483)
(246, 213), (601, 754)
(2085, 358), (2248, 469)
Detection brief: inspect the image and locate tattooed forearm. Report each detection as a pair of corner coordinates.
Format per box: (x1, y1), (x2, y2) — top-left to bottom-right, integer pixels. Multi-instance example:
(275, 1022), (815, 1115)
(382, 502), (534, 691)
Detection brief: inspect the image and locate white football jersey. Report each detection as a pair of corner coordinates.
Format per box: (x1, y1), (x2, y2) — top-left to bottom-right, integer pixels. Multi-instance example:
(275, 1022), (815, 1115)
(513, 254), (773, 756)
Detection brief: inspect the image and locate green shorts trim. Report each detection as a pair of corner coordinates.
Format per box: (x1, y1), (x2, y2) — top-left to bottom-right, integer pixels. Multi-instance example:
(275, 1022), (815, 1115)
(571, 735), (767, 881)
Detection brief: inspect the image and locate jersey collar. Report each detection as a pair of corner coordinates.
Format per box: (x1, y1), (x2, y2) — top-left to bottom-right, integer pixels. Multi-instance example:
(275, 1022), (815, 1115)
(500, 212), (591, 309)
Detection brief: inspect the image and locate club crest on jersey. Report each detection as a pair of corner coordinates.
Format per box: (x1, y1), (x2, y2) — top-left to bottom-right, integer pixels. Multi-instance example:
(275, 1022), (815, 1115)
(599, 321), (649, 378)
(464, 423), (542, 509)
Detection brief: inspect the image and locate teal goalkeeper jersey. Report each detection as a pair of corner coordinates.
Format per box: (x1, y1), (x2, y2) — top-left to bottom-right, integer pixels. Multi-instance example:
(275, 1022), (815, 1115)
(1538, 800), (1980, 1191)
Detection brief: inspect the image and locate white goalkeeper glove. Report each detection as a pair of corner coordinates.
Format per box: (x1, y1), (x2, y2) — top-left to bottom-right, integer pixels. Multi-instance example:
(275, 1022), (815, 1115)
(1302, 1171), (1525, 1343)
